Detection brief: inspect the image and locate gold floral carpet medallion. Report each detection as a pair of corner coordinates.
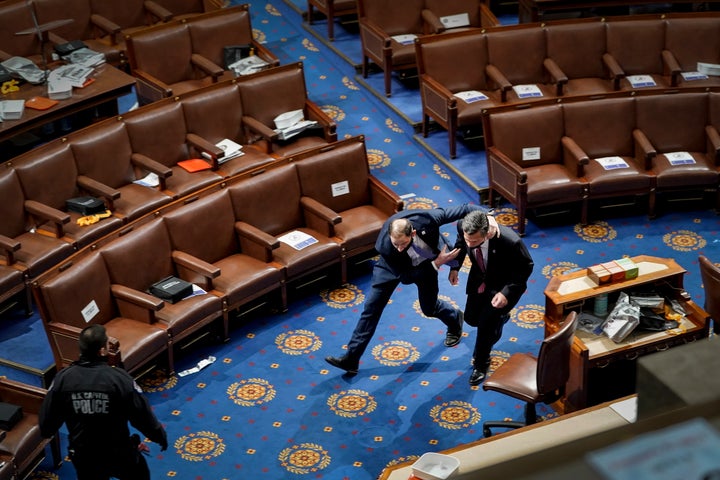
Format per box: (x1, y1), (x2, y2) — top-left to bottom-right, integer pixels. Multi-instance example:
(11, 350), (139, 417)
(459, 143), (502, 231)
(327, 389), (377, 418)
(278, 442), (331, 474)
(371, 340), (421, 367)
(175, 431), (225, 462)
(275, 329), (322, 355)
(227, 378), (276, 407)
(429, 400), (481, 430)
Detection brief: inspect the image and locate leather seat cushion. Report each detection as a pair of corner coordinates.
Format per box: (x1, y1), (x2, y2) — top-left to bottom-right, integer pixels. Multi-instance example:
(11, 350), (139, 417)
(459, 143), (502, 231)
(213, 255), (284, 307)
(525, 165), (586, 204)
(154, 293), (223, 338)
(333, 206), (387, 252)
(272, 229), (341, 279)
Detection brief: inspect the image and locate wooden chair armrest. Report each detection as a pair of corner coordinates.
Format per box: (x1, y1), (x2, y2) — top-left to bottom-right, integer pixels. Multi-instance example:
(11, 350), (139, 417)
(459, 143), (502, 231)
(76, 175), (121, 212)
(369, 175), (404, 215)
(190, 53), (224, 80)
(242, 115), (279, 146)
(90, 14), (121, 45)
(235, 221), (279, 263)
(187, 133), (224, 168)
(300, 196), (341, 237)
(486, 64), (512, 102)
(561, 136), (590, 177)
(24, 200), (70, 238)
(602, 53), (625, 90)
(633, 128), (657, 169)
(253, 42), (280, 67)
(171, 250), (220, 290)
(421, 9), (445, 34)
(305, 102), (337, 142)
(111, 284), (164, 323)
(0, 234), (20, 265)
(706, 125), (720, 165)
(487, 146), (528, 200)
(661, 49), (681, 87)
(144, 0), (174, 21)
(544, 57), (568, 96)
(131, 152), (172, 190)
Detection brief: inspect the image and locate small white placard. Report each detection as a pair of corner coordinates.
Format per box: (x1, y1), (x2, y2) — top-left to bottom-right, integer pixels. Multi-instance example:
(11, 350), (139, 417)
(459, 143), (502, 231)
(331, 180), (350, 197)
(665, 151), (696, 165)
(627, 74), (656, 88)
(81, 300), (99, 323)
(522, 147), (540, 161)
(278, 230), (318, 250)
(681, 71), (709, 81)
(596, 156), (629, 170)
(512, 84), (543, 98)
(440, 12), (470, 28)
(390, 34), (417, 46)
(454, 90), (489, 103)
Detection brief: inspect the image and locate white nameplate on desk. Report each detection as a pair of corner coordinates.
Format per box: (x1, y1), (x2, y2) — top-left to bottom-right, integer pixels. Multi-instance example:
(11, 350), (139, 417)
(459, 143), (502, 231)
(665, 151), (695, 166)
(454, 90), (488, 103)
(390, 34), (417, 46)
(596, 156), (629, 170)
(681, 71), (708, 81)
(627, 74), (656, 88)
(513, 84), (542, 98)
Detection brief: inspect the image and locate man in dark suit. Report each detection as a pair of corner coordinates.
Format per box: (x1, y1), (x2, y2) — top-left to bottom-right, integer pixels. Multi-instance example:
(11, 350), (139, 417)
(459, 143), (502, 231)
(450, 208), (534, 386)
(325, 204), (475, 374)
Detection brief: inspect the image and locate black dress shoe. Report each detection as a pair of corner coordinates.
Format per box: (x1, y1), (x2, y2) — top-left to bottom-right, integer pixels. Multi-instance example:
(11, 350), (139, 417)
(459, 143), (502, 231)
(469, 368), (486, 386)
(444, 310), (463, 347)
(325, 355), (359, 374)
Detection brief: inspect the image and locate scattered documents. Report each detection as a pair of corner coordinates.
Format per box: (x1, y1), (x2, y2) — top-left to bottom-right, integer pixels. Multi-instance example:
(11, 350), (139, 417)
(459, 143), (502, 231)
(512, 84), (543, 98)
(596, 156), (629, 170)
(1, 56), (46, 84)
(626, 74), (656, 88)
(454, 90), (489, 103)
(133, 172), (160, 187)
(215, 138), (244, 164)
(229, 55), (269, 76)
(48, 64), (94, 88)
(63, 48), (106, 68)
(278, 230), (318, 250)
(178, 355), (216, 377)
(681, 71), (709, 81)
(273, 109), (318, 141)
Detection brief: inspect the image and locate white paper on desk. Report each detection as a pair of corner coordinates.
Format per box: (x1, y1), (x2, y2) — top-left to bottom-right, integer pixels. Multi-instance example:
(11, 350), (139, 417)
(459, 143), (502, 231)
(278, 230), (318, 250)
(390, 34), (417, 46)
(512, 84), (543, 98)
(586, 418), (720, 480)
(454, 90), (489, 103)
(609, 396), (637, 423)
(133, 172), (160, 187)
(627, 74), (656, 88)
(665, 151), (696, 166)
(681, 71), (708, 81)
(595, 156), (629, 170)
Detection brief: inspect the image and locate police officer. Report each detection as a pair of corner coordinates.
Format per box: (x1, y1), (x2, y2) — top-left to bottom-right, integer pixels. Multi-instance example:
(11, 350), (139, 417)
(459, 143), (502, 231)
(40, 324), (168, 480)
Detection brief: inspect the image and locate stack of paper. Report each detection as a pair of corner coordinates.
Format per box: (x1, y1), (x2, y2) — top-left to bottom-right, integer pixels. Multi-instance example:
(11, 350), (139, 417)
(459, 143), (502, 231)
(229, 55), (269, 76)
(0, 100), (25, 120)
(48, 64), (94, 88)
(273, 110), (318, 141)
(63, 48), (106, 68)
(215, 138), (244, 164)
(697, 62), (720, 76)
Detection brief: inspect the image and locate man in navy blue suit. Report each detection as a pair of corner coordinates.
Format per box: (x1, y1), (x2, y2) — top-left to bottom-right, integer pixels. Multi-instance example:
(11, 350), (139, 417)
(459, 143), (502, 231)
(450, 208), (534, 385)
(325, 204), (475, 374)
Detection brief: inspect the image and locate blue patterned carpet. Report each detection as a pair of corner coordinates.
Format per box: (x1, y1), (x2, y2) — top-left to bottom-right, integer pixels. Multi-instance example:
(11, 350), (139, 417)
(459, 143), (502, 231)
(2, 1), (719, 479)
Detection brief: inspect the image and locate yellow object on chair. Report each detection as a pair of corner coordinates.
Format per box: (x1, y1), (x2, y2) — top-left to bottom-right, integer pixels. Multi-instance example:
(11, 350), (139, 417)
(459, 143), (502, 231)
(77, 210), (112, 226)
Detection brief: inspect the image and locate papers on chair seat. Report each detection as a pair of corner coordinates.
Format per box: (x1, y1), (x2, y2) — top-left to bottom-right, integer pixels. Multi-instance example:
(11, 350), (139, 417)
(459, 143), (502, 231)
(596, 156), (629, 170)
(454, 90), (489, 103)
(278, 230), (318, 250)
(274, 110), (318, 141)
(697, 61), (720, 76)
(626, 75), (656, 88)
(228, 55), (269, 76)
(440, 12), (470, 29)
(665, 151), (696, 165)
(133, 172), (160, 187)
(512, 84), (542, 98)
(390, 34), (417, 46)
(215, 138), (244, 164)
(681, 71), (709, 81)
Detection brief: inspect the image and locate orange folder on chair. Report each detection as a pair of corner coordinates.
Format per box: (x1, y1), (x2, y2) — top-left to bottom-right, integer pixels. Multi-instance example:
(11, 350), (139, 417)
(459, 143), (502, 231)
(178, 159), (212, 172)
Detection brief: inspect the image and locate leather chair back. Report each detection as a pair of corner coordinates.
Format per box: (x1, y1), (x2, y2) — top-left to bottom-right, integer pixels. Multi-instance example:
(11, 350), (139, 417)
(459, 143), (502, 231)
(545, 20), (607, 79)
(359, 0), (425, 35)
(0, 0), (42, 61)
(124, 101), (192, 168)
(563, 97), (636, 158)
(605, 19), (665, 75)
(699, 255), (720, 334)
(665, 17), (720, 72)
(127, 21), (195, 85)
(34, 0), (95, 44)
(90, 0), (150, 29)
(71, 121), (137, 189)
(181, 82), (247, 144)
(187, 5), (254, 68)
(636, 93), (709, 153)
(423, 0), (481, 28)
(487, 104), (564, 166)
(0, 168), (30, 238)
(487, 26), (547, 85)
(417, 31), (490, 92)
(237, 64), (309, 128)
(536, 311), (578, 396)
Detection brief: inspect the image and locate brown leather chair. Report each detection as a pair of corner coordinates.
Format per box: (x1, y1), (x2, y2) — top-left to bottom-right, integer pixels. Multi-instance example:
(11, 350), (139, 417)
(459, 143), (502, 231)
(293, 137), (403, 281)
(484, 103), (588, 236)
(153, 0), (227, 20)
(603, 18), (678, 91)
(34, 0), (124, 67)
(236, 63), (337, 157)
(0, 262), (30, 316)
(227, 163), (344, 286)
(0, 377), (61, 480)
(635, 93), (719, 215)
(485, 25), (559, 103)
(482, 311), (578, 437)
(99, 219), (225, 369)
(0, 168), (75, 279)
(421, 0), (487, 34)
(0, 0), (45, 64)
(180, 81), (276, 177)
(664, 15), (720, 89)
(544, 19), (614, 97)
(699, 255), (720, 335)
(358, 0), (425, 97)
(0, 453), (13, 480)
(562, 97), (655, 218)
(415, 30), (499, 159)
(122, 100), (224, 198)
(69, 120), (175, 222)
(88, 0), (173, 68)
(307, 0), (357, 41)
(35, 251), (171, 376)
(162, 189), (287, 323)
(126, 19), (223, 105)
(13, 140), (124, 250)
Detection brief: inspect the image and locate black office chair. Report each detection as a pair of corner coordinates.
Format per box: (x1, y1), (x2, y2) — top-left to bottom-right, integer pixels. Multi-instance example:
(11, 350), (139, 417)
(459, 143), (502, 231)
(698, 255), (720, 336)
(482, 311), (578, 437)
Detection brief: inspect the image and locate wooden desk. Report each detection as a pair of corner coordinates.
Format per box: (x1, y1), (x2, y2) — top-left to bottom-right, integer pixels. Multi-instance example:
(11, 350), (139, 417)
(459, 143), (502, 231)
(518, 0), (720, 22)
(0, 64), (134, 158)
(544, 255), (710, 412)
